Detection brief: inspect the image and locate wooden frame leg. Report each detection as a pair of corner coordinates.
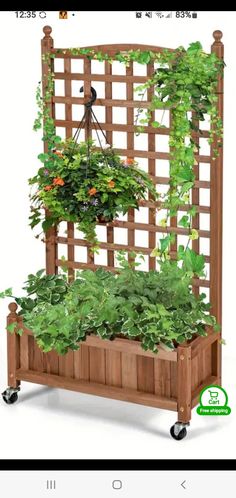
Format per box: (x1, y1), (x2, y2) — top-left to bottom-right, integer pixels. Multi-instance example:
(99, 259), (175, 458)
(177, 345), (192, 423)
(7, 303), (20, 389)
(212, 338), (221, 386)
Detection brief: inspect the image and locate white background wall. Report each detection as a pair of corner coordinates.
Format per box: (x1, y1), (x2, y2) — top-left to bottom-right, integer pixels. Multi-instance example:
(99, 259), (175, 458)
(0, 10), (235, 459)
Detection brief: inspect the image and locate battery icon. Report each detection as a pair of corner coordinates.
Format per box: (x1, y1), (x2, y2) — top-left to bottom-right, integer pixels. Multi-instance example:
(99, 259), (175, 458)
(192, 12), (197, 18)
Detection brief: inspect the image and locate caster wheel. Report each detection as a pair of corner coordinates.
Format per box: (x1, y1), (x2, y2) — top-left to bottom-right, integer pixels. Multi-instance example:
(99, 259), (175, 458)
(2, 390), (19, 405)
(170, 424), (187, 440)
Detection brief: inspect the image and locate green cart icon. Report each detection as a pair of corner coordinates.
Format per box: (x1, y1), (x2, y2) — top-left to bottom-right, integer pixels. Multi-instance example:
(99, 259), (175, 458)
(208, 390), (219, 404)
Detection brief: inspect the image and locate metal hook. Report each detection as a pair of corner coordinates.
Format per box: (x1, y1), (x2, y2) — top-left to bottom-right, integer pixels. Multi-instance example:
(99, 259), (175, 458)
(80, 86), (97, 108)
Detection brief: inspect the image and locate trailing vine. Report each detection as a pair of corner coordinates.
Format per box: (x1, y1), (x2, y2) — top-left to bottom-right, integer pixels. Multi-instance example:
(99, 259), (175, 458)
(32, 42), (224, 265)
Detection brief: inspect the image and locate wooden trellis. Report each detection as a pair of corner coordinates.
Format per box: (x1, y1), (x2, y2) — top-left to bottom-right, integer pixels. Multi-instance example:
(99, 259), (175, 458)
(4, 27), (224, 437)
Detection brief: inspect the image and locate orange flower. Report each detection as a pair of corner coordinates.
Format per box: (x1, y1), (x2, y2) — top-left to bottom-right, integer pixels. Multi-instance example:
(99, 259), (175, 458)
(108, 180), (115, 188)
(44, 185), (53, 191)
(54, 150), (64, 158)
(53, 177), (65, 186)
(122, 158), (135, 165)
(88, 187), (97, 196)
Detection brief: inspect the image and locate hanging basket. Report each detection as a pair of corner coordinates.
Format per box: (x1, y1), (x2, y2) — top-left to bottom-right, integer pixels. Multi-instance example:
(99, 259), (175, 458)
(29, 87), (158, 249)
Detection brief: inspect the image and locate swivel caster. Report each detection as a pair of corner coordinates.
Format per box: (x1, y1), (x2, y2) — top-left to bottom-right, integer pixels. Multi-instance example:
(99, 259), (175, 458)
(1, 387), (20, 405)
(170, 421), (189, 440)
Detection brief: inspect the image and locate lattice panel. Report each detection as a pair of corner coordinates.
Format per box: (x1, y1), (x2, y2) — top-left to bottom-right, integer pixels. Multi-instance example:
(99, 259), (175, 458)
(41, 30), (223, 324)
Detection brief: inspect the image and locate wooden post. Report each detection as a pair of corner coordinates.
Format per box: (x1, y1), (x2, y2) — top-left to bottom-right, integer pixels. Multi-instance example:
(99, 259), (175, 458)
(210, 31), (224, 384)
(83, 58), (94, 265)
(126, 63), (135, 265)
(41, 26), (58, 275)
(7, 303), (20, 388)
(147, 62), (156, 271)
(64, 55), (75, 282)
(177, 345), (192, 423)
(105, 61), (115, 267)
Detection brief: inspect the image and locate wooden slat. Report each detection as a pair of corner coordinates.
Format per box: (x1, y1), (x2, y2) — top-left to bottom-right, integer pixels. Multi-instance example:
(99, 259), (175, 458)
(89, 346), (106, 384)
(20, 334), (29, 371)
(105, 61), (114, 267)
(191, 355), (199, 392)
(126, 63), (135, 265)
(137, 357), (154, 393)
(59, 350), (74, 378)
(57, 217), (209, 237)
(64, 58), (75, 282)
(64, 58), (72, 137)
(169, 112), (178, 258)
(54, 72), (149, 83)
(33, 341), (46, 373)
(191, 329), (219, 358)
(154, 176), (210, 188)
(202, 344), (212, 380)
(55, 259), (210, 287)
(56, 235), (210, 262)
(53, 97), (153, 109)
(16, 368), (177, 411)
(121, 353), (138, 389)
(83, 57), (94, 266)
(105, 350), (122, 387)
(170, 362), (177, 398)
(28, 336), (35, 370)
(52, 44), (175, 56)
(192, 112), (200, 296)
(85, 335), (177, 361)
(139, 200), (210, 213)
(147, 61), (156, 270)
(67, 222), (75, 282)
(45, 350), (59, 375)
(53, 115), (209, 138)
(73, 349), (81, 380)
(154, 359), (171, 398)
(105, 148), (211, 163)
(76, 345), (90, 380)
(197, 350), (204, 385)
(105, 220), (211, 238)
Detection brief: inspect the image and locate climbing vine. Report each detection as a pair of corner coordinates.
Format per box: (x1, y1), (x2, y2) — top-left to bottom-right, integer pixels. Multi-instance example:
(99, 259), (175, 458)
(32, 42), (224, 264)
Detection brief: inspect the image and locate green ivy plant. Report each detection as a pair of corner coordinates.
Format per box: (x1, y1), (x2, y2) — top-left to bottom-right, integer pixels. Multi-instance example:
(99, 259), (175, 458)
(0, 270), (68, 316)
(0, 254), (220, 355)
(35, 41), (223, 263)
(29, 139), (157, 250)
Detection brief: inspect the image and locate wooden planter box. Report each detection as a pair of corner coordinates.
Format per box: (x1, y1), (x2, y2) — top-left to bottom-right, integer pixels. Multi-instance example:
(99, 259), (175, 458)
(7, 303), (220, 426)
(2, 28), (223, 439)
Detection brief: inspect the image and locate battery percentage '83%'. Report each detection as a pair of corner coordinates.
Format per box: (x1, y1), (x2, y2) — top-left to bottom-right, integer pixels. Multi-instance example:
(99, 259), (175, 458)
(176, 11), (191, 18)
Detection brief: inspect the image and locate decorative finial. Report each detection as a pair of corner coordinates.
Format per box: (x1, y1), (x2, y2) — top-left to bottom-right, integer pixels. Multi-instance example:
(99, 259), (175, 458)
(213, 30), (223, 42)
(43, 25), (52, 37)
(8, 302), (18, 313)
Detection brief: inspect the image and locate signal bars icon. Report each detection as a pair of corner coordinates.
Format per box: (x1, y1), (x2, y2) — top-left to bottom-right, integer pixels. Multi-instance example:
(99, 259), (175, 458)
(166, 12), (172, 18)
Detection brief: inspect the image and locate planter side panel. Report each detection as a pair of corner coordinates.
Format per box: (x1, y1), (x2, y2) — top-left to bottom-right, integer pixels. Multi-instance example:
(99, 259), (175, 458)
(191, 343), (213, 392)
(19, 335), (177, 399)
